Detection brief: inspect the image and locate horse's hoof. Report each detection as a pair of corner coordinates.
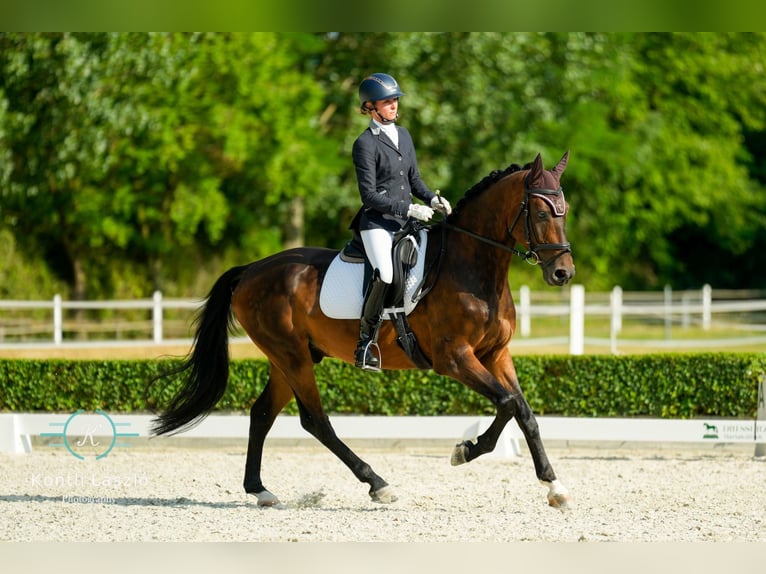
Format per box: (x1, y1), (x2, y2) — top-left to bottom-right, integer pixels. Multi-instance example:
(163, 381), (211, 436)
(251, 489), (281, 507)
(543, 480), (572, 510)
(370, 485), (398, 504)
(547, 491), (572, 509)
(450, 442), (469, 466)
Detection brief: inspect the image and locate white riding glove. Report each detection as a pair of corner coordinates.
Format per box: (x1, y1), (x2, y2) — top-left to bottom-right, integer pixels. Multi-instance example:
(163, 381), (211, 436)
(407, 203), (434, 222)
(431, 192), (452, 215)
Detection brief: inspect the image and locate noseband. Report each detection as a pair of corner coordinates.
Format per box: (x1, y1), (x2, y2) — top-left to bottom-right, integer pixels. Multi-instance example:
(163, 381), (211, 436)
(443, 186), (572, 267)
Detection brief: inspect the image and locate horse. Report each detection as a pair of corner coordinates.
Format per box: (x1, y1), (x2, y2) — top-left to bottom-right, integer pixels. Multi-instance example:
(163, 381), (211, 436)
(150, 151), (576, 508)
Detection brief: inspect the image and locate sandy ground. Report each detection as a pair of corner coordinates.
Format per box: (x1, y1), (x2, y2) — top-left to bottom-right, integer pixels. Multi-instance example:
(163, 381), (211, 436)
(0, 341), (265, 361)
(1, 439), (764, 543)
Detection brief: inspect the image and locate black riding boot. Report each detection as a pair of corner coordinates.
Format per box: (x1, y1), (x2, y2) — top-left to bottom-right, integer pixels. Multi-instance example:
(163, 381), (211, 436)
(354, 276), (388, 371)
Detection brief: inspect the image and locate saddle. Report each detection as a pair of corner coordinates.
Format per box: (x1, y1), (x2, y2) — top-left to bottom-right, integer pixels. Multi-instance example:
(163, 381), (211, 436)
(339, 225), (432, 369)
(341, 228), (420, 307)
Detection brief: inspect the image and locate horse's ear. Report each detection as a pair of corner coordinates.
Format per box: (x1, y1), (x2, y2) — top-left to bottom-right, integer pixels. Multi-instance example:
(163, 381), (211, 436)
(527, 153), (544, 188)
(551, 150), (569, 179)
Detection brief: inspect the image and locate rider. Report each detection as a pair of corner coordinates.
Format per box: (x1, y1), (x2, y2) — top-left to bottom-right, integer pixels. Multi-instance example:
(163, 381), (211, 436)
(351, 72), (452, 370)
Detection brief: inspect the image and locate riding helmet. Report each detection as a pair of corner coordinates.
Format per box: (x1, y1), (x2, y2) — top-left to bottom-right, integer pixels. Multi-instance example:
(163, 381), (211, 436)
(358, 73), (405, 105)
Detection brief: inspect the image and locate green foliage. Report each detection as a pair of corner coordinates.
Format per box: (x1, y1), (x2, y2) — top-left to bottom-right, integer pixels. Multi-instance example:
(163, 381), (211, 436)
(0, 32), (336, 298)
(517, 353), (764, 418)
(1, 33), (766, 297)
(1, 353), (762, 419)
(0, 228), (68, 298)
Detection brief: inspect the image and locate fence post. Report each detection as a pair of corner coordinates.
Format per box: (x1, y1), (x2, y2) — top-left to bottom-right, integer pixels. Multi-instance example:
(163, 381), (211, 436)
(610, 286), (622, 355)
(53, 294), (62, 345)
(664, 285), (672, 340)
(153, 290), (163, 344)
(0, 414), (31, 454)
(756, 374), (765, 457)
(569, 284), (585, 355)
(702, 284), (712, 331)
(519, 285), (531, 337)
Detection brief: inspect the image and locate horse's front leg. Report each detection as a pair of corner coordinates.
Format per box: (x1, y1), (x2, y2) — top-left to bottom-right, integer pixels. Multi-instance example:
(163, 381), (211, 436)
(449, 393), (514, 465)
(441, 348), (571, 508)
(512, 391), (571, 508)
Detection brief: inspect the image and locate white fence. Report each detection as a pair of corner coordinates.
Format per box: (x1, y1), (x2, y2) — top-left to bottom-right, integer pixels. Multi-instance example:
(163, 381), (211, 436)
(0, 291), (203, 347)
(1, 285), (766, 354)
(517, 284), (766, 354)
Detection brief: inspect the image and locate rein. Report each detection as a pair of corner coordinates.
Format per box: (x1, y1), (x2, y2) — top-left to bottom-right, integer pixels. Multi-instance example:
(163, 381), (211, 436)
(413, 186), (571, 303)
(442, 221), (536, 262)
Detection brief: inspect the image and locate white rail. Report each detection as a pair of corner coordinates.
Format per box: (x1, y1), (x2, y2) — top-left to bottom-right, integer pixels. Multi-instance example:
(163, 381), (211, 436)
(2, 413), (764, 456)
(1, 286), (765, 355)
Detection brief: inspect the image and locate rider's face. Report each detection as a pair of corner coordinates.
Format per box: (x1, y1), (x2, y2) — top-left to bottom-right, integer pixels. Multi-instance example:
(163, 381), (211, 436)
(371, 97), (398, 122)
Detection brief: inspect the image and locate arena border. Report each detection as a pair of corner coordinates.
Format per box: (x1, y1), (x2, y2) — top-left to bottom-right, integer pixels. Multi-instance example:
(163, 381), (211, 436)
(2, 413), (764, 456)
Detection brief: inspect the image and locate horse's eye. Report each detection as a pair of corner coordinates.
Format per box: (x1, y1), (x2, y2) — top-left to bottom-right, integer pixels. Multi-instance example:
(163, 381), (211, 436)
(537, 211), (548, 221)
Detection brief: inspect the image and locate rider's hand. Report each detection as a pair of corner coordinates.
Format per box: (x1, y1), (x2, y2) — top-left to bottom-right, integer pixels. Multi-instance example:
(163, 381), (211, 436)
(431, 193), (452, 216)
(407, 203), (434, 222)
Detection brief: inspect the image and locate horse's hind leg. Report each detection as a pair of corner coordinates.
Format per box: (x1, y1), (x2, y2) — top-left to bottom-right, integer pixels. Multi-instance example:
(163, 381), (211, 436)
(243, 372), (294, 506)
(287, 362), (396, 503)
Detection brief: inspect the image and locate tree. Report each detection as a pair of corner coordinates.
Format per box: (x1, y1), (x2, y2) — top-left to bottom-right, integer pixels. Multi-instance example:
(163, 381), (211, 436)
(2, 32), (765, 299)
(94, 32), (340, 292)
(307, 32), (766, 290)
(559, 33), (766, 288)
(0, 33), (116, 299)
(0, 33), (337, 298)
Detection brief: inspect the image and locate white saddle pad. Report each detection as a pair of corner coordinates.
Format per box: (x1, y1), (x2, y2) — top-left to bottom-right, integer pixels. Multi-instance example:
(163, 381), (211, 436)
(319, 229), (428, 320)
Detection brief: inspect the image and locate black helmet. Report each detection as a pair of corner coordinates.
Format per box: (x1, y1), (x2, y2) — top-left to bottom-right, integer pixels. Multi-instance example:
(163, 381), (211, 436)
(358, 73), (405, 105)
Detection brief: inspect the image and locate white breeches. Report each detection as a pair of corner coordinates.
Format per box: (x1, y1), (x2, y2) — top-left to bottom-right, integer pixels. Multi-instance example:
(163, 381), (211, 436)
(360, 228), (394, 284)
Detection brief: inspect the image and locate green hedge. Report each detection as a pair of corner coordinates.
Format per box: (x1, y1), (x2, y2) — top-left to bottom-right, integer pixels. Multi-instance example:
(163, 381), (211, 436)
(1, 353), (764, 418)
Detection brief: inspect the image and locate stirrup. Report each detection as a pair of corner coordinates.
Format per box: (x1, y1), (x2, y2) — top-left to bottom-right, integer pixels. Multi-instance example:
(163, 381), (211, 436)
(356, 339), (382, 372)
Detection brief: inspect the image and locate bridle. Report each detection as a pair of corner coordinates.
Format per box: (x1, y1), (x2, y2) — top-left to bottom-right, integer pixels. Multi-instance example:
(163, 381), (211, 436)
(414, 177), (572, 303)
(442, 184), (572, 267)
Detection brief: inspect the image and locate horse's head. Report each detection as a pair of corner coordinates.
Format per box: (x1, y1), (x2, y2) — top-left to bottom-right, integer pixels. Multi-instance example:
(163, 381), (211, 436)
(448, 151), (575, 286)
(513, 151), (575, 286)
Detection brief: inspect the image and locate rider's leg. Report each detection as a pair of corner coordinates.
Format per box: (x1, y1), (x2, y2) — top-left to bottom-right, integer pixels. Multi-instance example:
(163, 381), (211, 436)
(355, 229), (393, 370)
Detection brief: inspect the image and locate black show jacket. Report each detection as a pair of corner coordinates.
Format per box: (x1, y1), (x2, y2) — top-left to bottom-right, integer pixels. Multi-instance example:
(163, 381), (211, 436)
(351, 121), (435, 232)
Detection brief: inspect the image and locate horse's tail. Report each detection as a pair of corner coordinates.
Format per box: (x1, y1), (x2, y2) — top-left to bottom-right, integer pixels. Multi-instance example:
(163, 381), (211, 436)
(149, 264), (249, 436)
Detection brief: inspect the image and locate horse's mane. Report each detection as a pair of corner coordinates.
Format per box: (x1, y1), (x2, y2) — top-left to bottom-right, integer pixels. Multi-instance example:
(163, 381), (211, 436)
(450, 161), (530, 218)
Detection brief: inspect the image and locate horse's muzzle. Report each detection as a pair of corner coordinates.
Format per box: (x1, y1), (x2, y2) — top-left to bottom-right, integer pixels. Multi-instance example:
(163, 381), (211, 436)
(542, 252), (575, 286)
(550, 265), (575, 286)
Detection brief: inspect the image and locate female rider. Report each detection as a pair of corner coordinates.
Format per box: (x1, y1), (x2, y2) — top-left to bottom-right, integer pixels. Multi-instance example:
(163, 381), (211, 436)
(351, 72), (451, 370)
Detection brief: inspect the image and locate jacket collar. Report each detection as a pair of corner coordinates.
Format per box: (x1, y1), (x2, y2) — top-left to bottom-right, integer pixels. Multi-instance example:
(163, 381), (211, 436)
(368, 120), (399, 151)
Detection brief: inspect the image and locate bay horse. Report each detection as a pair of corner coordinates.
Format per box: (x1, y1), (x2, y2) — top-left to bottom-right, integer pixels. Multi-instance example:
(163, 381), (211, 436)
(151, 151), (575, 508)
